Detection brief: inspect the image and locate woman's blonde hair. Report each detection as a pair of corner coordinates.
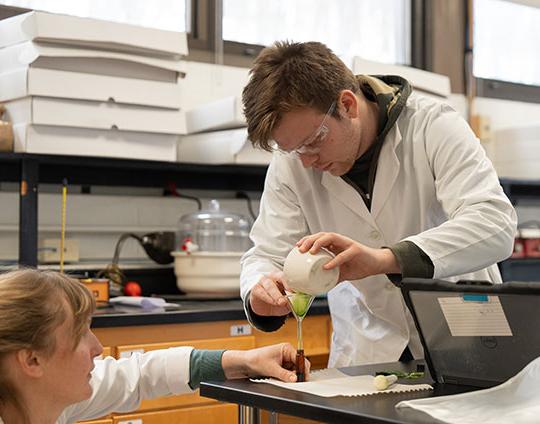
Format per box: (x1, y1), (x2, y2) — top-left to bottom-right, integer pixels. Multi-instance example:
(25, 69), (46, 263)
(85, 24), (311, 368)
(242, 40), (359, 151)
(0, 269), (95, 416)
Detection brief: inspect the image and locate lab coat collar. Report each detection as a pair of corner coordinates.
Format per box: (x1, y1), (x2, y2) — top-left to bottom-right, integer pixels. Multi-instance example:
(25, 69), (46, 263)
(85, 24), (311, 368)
(321, 170), (376, 226)
(321, 123), (402, 224)
(371, 123), (402, 220)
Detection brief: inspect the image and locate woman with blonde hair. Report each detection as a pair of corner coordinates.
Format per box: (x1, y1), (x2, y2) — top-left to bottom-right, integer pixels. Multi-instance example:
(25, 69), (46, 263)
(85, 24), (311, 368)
(0, 269), (308, 424)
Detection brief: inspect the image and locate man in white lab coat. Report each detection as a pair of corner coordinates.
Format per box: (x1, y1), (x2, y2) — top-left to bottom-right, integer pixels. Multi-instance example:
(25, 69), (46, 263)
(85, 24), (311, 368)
(239, 41), (517, 367)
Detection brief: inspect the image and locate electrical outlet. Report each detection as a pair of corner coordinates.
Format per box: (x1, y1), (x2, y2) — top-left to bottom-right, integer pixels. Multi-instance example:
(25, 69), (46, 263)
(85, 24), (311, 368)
(38, 238), (80, 264)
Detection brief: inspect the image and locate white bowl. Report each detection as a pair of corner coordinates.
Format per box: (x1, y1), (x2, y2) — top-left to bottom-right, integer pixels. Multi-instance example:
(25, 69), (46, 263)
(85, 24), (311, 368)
(172, 251), (241, 295)
(283, 247), (339, 295)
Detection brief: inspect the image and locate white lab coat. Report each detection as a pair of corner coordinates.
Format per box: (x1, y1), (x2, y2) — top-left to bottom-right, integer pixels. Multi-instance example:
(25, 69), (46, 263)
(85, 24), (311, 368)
(240, 93), (517, 367)
(58, 347), (193, 423)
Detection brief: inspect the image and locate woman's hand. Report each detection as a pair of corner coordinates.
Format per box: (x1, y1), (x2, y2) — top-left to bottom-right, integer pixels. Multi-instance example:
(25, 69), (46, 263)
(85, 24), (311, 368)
(249, 271), (291, 316)
(296, 232), (400, 281)
(222, 343), (310, 382)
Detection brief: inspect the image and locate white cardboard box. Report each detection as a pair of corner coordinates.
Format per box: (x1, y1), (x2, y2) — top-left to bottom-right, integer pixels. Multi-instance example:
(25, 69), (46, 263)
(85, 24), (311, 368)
(181, 61), (250, 109)
(0, 67), (183, 109)
(352, 57), (451, 98)
(13, 123), (178, 162)
(177, 128), (272, 165)
(236, 143), (274, 165)
(0, 11), (188, 58)
(185, 96), (246, 134)
(5, 97), (187, 135)
(0, 41), (186, 82)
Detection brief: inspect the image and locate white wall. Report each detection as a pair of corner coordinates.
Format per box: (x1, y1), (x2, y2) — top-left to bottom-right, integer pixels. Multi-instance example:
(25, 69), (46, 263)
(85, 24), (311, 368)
(473, 96), (540, 226)
(475, 97), (540, 131)
(444, 93), (540, 130)
(0, 190), (259, 265)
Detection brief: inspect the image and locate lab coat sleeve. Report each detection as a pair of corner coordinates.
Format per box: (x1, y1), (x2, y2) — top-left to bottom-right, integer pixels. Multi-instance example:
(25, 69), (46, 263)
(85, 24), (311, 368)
(404, 103), (517, 279)
(240, 154), (310, 301)
(59, 347), (194, 423)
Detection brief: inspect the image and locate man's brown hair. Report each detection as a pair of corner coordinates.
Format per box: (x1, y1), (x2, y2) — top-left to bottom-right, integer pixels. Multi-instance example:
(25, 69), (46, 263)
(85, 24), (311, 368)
(242, 41), (359, 151)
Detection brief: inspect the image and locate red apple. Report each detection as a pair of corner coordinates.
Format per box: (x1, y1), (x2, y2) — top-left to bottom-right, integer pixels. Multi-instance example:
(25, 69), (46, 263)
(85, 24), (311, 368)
(124, 281), (142, 296)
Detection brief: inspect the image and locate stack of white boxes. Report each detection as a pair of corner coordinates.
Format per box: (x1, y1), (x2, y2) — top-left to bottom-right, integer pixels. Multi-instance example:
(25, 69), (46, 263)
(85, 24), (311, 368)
(177, 61), (273, 165)
(0, 11), (188, 161)
(177, 57), (454, 166)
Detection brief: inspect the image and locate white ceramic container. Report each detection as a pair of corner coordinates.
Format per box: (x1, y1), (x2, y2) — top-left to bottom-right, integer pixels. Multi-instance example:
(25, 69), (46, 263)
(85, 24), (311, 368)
(172, 251), (241, 294)
(283, 247), (339, 295)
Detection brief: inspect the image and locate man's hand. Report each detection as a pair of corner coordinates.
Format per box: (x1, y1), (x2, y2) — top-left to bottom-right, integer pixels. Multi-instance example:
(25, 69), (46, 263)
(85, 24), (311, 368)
(222, 343), (311, 382)
(296, 232), (400, 281)
(249, 271), (291, 316)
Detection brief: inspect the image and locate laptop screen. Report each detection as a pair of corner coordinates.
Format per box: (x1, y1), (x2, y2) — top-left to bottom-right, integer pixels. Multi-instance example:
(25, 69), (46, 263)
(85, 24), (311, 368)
(402, 280), (540, 388)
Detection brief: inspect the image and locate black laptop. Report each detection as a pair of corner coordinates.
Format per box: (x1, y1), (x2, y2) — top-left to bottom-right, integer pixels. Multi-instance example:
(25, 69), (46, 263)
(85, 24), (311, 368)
(398, 278), (540, 388)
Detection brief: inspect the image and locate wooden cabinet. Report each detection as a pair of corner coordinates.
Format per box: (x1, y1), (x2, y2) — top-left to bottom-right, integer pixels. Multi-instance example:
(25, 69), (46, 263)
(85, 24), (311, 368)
(111, 403), (237, 424)
(117, 335), (256, 413)
(81, 314), (330, 424)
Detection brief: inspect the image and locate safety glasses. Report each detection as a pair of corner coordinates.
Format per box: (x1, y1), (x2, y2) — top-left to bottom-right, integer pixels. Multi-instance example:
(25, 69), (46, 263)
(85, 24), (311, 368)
(279, 101), (336, 156)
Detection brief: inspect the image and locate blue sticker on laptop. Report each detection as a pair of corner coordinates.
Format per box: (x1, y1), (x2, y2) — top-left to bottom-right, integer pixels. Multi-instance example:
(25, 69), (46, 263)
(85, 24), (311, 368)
(463, 294), (489, 302)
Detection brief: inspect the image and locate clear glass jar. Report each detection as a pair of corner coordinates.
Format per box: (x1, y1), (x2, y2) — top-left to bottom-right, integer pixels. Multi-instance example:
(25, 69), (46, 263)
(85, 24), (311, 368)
(176, 199), (253, 252)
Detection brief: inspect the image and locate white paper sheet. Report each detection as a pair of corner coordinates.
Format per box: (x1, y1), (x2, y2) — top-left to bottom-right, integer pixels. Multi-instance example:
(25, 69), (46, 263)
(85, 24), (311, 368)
(438, 296), (512, 336)
(252, 368), (433, 397)
(396, 356), (540, 424)
(109, 296), (178, 309)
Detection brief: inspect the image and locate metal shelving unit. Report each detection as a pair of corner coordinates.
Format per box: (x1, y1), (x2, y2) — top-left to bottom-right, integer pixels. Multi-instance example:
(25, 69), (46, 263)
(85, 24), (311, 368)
(3, 155), (539, 277)
(0, 153), (268, 267)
